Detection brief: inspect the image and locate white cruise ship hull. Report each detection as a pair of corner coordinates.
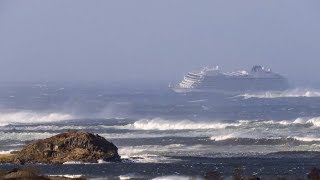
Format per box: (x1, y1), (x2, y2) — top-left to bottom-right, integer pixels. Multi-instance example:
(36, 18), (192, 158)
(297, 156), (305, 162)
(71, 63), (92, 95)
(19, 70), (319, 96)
(172, 66), (289, 94)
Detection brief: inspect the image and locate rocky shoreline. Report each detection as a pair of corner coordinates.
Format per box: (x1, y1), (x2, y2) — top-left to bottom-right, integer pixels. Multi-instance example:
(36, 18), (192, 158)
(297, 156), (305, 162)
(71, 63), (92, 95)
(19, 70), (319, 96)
(0, 131), (120, 164)
(2, 131), (320, 179)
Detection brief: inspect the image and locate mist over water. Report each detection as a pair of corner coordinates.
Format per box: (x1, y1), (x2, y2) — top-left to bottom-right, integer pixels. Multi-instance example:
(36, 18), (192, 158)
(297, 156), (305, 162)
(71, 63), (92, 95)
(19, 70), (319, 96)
(239, 88), (320, 99)
(1, 0), (320, 178)
(0, 82), (319, 178)
(0, 83), (320, 148)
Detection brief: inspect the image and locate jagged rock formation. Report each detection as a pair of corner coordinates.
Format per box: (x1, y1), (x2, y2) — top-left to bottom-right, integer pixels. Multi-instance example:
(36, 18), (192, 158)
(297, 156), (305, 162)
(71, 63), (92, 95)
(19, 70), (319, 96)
(12, 131), (120, 164)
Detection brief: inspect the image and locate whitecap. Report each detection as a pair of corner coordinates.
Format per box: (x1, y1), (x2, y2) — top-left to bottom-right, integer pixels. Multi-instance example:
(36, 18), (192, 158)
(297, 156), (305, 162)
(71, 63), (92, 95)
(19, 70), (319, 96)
(239, 88), (320, 99)
(119, 174), (144, 180)
(0, 150), (15, 154)
(130, 118), (240, 130)
(49, 174), (84, 179)
(210, 134), (236, 141)
(118, 145), (184, 163)
(293, 136), (320, 142)
(306, 117), (320, 127)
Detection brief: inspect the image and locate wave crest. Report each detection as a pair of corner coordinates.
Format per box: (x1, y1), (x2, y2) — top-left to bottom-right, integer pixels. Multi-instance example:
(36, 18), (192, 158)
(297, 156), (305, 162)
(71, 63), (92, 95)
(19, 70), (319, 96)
(210, 136), (320, 145)
(131, 118), (240, 130)
(128, 116), (320, 131)
(288, 117), (320, 127)
(239, 88), (320, 99)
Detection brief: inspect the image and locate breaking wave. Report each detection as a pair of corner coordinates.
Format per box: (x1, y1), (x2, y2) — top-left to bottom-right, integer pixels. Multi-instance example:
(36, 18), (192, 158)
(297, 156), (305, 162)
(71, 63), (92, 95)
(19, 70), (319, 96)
(245, 117), (320, 128)
(0, 111), (75, 126)
(48, 175), (84, 179)
(119, 145), (182, 163)
(128, 116), (320, 131)
(130, 118), (240, 130)
(0, 150), (15, 154)
(239, 88), (320, 99)
(210, 136), (320, 144)
(292, 117), (320, 127)
(210, 134), (237, 141)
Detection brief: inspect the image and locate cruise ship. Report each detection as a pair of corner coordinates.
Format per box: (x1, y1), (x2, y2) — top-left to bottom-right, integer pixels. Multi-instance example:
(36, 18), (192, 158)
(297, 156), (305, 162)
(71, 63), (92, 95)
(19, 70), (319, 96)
(172, 65), (289, 94)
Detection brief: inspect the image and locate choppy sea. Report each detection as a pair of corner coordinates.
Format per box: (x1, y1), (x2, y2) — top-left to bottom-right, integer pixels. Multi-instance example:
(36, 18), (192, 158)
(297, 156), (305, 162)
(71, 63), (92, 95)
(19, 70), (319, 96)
(1, 82), (320, 179)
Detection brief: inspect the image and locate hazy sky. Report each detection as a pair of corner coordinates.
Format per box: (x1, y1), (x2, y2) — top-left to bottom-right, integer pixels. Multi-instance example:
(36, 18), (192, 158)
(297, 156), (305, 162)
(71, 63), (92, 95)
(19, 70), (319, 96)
(0, 0), (320, 84)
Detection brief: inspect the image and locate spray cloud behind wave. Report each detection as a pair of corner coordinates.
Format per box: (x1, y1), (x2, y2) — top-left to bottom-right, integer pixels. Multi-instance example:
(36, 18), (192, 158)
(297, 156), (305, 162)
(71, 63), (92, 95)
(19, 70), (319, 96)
(239, 88), (320, 99)
(0, 111), (75, 126)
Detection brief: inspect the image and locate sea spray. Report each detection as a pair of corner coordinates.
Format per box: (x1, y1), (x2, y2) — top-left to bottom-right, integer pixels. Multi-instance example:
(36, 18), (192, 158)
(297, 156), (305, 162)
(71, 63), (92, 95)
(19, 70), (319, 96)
(239, 88), (320, 99)
(0, 111), (75, 126)
(130, 118), (240, 130)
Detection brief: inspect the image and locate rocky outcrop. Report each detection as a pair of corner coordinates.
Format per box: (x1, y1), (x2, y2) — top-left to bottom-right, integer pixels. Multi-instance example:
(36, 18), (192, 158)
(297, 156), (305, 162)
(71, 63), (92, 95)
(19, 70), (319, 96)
(308, 167), (320, 180)
(13, 131), (120, 164)
(0, 168), (86, 180)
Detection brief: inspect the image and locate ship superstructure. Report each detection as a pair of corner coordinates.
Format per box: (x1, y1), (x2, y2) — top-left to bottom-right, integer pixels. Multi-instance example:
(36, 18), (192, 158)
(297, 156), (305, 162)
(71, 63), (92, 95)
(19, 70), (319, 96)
(172, 65), (289, 93)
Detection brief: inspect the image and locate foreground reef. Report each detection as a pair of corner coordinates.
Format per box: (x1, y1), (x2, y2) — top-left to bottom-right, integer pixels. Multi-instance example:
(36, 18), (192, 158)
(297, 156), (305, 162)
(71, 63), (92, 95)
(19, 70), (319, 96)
(0, 167), (86, 180)
(0, 167), (320, 180)
(0, 131), (120, 164)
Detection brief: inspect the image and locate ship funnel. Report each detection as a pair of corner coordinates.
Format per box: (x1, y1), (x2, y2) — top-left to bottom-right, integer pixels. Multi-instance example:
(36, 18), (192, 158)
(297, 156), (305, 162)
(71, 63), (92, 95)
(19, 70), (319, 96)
(251, 65), (263, 72)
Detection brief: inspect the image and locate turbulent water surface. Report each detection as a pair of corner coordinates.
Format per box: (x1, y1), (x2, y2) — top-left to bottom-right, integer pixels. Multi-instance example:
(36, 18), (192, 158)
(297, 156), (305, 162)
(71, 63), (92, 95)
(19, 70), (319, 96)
(1, 83), (320, 179)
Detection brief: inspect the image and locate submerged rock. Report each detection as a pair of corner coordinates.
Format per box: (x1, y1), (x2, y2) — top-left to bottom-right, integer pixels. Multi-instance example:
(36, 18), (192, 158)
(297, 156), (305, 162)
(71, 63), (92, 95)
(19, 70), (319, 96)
(14, 131), (120, 164)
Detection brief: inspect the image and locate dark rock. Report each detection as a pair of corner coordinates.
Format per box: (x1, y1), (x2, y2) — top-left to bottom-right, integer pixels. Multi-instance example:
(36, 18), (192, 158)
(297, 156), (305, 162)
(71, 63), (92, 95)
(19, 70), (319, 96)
(247, 175), (261, 180)
(308, 167), (320, 180)
(233, 167), (243, 180)
(2, 167), (48, 180)
(277, 177), (287, 180)
(0, 167), (86, 180)
(15, 131), (120, 164)
(204, 170), (221, 180)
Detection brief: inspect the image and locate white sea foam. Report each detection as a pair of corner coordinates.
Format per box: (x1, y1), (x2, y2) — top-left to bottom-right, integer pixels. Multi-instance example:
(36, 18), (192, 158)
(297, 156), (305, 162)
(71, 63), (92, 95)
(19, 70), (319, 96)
(0, 150), (15, 154)
(119, 144), (184, 163)
(0, 111), (74, 126)
(49, 174), (84, 179)
(210, 134), (236, 141)
(118, 174), (145, 180)
(97, 159), (109, 164)
(119, 176), (131, 180)
(306, 117), (320, 127)
(119, 146), (148, 158)
(281, 117), (320, 127)
(248, 117), (320, 128)
(62, 161), (101, 165)
(130, 118), (240, 130)
(210, 134), (320, 143)
(62, 160), (108, 165)
(293, 136), (320, 142)
(239, 88), (320, 99)
(108, 117), (320, 142)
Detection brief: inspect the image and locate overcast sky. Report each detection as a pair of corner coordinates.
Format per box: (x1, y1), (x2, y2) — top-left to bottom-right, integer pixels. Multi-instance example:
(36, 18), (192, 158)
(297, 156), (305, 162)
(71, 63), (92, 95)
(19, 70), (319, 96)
(0, 0), (319, 84)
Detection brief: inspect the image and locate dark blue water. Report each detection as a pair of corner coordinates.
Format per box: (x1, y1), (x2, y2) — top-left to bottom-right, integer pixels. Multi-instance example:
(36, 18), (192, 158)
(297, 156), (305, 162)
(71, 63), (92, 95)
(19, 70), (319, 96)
(1, 82), (320, 179)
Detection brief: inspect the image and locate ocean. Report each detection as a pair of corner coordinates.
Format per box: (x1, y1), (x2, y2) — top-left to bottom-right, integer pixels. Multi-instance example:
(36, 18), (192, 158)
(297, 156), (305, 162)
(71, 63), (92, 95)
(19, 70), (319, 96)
(1, 82), (320, 179)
